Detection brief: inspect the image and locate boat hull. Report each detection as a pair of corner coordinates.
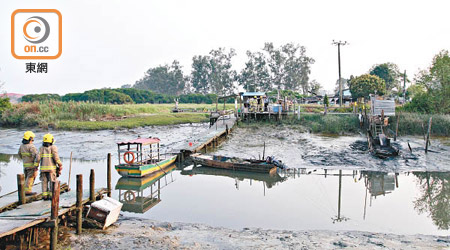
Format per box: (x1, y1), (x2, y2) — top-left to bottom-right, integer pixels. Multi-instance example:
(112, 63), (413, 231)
(190, 154), (277, 174)
(115, 155), (177, 178)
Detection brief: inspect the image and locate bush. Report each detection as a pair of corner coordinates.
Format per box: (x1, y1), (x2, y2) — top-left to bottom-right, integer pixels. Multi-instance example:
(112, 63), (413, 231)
(402, 92), (434, 114)
(21, 94), (61, 102)
(0, 97), (11, 114)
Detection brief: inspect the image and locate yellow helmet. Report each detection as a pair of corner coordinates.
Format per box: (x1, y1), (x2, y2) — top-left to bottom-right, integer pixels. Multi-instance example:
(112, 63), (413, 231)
(43, 133), (54, 143)
(23, 131), (35, 140)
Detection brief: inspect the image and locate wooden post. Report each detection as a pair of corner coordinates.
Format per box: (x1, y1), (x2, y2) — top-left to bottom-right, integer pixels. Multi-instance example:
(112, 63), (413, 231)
(425, 117), (432, 153)
(278, 106), (281, 121)
(68, 152), (73, 191)
(50, 181), (60, 250)
(107, 153), (111, 197)
(226, 125), (229, 135)
(89, 169), (95, 202)
(216, 97), (218, 112)
(17, 174), (25, 205)
(395, 115), (400, 141)
(76, 175), (83, 235)
(337, 170), (342, 220)
(262, 141), (265, 160)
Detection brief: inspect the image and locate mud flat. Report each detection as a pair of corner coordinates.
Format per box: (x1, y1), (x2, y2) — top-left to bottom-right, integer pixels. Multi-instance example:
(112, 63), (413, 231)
(67, 217), (450, 249)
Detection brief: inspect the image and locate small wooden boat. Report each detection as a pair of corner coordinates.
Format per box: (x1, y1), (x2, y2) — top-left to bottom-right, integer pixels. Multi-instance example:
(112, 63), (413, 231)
(115, 137), (177, 178)
(190, 153), (284, 174)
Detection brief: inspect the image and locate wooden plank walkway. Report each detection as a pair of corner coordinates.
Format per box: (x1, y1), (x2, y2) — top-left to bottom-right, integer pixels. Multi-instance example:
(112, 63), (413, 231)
(172, 115), (236, 154)
(0, 188), (107, 238)
(0, 183), (42, 213)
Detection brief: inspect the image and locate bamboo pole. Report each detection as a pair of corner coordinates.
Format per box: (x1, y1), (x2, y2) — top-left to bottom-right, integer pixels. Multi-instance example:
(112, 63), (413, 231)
(76, 175), (83, 235)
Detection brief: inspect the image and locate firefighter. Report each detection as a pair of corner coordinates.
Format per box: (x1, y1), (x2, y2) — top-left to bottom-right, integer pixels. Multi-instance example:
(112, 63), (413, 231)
(18, 131), (38, 196)
(36, 133), (63, 200)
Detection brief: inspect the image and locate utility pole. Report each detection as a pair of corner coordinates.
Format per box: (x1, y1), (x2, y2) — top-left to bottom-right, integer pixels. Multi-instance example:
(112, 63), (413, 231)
(332, 40), (348, 107)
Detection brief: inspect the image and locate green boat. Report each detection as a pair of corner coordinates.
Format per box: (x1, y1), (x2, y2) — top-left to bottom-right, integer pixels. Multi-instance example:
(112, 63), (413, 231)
(115, 137), (177, 178)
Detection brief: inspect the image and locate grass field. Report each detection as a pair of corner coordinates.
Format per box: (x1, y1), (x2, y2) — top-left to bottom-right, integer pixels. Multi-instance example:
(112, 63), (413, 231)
(0, 101), (229, 130)
(238, 112), (450, 136)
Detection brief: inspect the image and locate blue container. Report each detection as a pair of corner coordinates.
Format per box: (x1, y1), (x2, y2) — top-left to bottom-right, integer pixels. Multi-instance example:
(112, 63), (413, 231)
(272, 104), (282, 113)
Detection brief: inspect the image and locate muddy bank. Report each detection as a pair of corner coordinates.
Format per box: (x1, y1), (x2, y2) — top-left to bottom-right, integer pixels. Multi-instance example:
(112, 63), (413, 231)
(214, 126), (450, 172)
(67, 217), (450, 250)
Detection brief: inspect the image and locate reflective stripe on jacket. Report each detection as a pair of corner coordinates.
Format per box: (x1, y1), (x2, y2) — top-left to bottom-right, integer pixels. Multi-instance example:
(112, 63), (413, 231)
(18, 144), (38, 169)
(37, 145), (62, 173)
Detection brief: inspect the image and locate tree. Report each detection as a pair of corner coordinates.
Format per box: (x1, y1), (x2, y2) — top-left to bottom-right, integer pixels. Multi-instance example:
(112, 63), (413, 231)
(323, 94), (329, 107)
(406, 84), (426, 100)
(134, 60), (187, 95)
(369, 63), (401, 93)
(191, 55), (211, 94)
(334, 77), (349, 94)
(238, 51), (271, 92)
(0, 82), (11, 114)
(413, 50), (450, 113)
(191, 48), (237, 96)
(309, 80), (322, 95)
(349, 74), (386, 99)
(263, 42), (315, 94)
(209, 48), (237, 96)
(413, 172), (450, 230)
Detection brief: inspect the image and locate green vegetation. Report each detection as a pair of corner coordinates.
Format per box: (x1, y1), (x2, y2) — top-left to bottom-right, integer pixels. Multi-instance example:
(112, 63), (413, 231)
(369, 62), (403, 94)
(22, 88), (232, 105)
(403, 50), (449, 114)
(0, 96), (11, 115)
(238, 112), (450, 136)
(394, 113), (450, 136)
(57, 113), (209, 130)
(0, 102), (231, 130)
(21, 94), (61, 102)
(349, 74), (386, 98)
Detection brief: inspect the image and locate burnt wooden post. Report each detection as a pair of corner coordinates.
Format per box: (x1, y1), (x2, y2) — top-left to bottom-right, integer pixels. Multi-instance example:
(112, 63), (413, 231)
(89, 169), (95, 202)
(50, 181), (60, 250)
(262, 141), (265, 160)
(394, 115), (400, 141)
(76, 175), (83, 235)
(107, 153), (112, 197)
(226, 125), (229, 135)
(17, 174), (25, 205)
(425, 117), (432, 153)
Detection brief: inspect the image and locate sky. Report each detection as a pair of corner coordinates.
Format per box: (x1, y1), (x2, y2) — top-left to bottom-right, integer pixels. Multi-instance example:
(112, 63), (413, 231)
(0, 0), (449, 95)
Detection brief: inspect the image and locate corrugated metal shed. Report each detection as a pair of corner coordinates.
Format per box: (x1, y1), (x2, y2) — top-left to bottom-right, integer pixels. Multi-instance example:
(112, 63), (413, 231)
(242, 92), (266, 97)
(371, 99), (396, 116)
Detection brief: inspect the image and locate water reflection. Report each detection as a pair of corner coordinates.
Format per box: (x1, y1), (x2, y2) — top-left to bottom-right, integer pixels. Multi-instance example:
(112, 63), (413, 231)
(413, 172), (450, 230)
(115, 165), (176, 213)
(360, 171), (398, 220)
(181, 166), (287, 194)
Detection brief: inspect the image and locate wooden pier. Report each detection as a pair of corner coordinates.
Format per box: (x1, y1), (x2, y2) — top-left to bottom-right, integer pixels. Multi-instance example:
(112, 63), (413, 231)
(173, 115), (237, 160)
(0, 154), (114, 249)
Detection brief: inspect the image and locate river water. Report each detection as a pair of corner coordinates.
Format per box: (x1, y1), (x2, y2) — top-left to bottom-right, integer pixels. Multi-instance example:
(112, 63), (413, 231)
(0, 125), (449, 236)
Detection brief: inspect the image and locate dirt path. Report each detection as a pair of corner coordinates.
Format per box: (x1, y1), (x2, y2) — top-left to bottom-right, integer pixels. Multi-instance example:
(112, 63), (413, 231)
(67, 217), (450, 249)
